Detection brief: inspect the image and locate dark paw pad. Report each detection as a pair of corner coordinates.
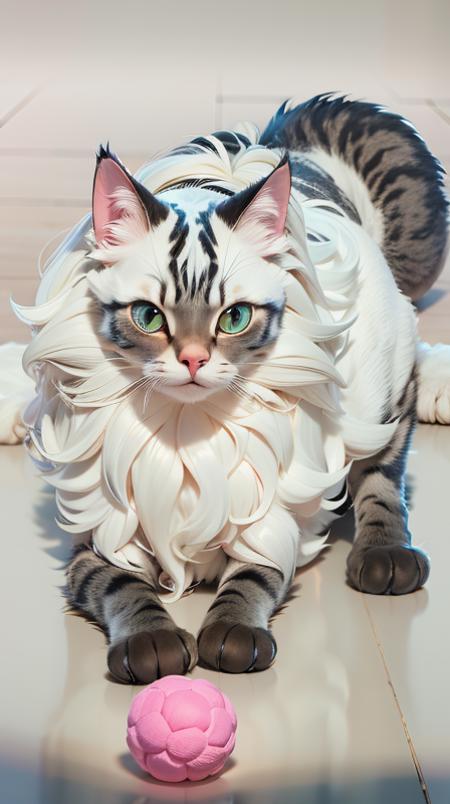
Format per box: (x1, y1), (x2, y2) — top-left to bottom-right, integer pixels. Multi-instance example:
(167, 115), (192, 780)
(197, 622), (277, 673)
(107, 627), (198, 684)
(347, 544), (430, 595)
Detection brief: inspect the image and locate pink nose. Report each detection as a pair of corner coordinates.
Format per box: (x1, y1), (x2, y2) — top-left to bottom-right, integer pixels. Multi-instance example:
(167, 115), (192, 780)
(178, 344), (210, 379)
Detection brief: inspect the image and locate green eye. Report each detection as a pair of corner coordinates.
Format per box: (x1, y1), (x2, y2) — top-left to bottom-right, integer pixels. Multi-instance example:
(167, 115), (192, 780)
(131, 302), (166, 333)
(218, 304), (252, 335)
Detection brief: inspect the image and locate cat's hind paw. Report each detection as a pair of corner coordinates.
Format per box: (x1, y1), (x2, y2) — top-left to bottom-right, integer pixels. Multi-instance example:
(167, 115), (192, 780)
(347, 544), (430, 595)
(417, 342), (450, 424)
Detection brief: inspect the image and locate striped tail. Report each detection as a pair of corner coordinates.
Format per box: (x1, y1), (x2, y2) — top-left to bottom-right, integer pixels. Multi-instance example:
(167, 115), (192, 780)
(260, 93), (449, 302)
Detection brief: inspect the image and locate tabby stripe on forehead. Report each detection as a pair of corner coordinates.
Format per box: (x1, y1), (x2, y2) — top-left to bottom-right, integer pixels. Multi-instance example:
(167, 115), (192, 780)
(204, 259), (218, 304)
(195, 209), (220, 304)
(197, 270), (207, 293)
(168, 208), (189, 303)
(189, 273), (197, 300)
(199, 230), (216, 261)
(196, 206), (218, 247)
(180, 259), (189, 291)
(169, 258), (182, 304)
(169, 211), (189, 256)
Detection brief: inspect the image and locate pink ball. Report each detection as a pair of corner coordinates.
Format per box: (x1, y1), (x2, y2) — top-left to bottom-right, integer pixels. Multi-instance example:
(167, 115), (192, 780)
(126, 675), (237, 783)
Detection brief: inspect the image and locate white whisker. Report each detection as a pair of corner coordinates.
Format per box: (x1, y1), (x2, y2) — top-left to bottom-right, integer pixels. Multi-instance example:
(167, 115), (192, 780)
(229, 377), (257, 407)
(143, 376), (161, 410)
(121, 374), (155, 401)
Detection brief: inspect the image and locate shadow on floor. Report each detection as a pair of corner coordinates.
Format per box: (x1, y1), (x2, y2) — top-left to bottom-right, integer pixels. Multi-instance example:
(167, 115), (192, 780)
(2, 752), (444, 804)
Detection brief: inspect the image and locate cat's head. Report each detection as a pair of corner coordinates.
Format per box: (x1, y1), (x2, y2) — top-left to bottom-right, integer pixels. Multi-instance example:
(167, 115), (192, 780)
(86, 147), (291, 404)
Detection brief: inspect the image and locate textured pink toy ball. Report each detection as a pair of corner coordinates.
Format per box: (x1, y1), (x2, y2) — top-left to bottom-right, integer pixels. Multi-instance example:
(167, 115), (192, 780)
(127, 675), (237, 783)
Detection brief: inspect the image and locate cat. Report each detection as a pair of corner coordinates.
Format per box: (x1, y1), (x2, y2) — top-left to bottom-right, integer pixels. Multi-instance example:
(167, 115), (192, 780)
(3, 93), (449, 683)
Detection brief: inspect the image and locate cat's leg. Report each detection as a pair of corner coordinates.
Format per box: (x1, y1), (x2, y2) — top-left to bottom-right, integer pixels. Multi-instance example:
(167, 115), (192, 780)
(197, 563), (287, 673)
(65, 543), (197, 683)
(197, 506), (297, 673)
(346, 371), (430, 594)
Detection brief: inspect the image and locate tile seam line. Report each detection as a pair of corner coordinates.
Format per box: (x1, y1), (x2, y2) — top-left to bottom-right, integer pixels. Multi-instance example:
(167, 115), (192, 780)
(426, 99), (450, 128)
(361, 594), (431, 804)
(0, 87), (40, 129)
(217, 93), (287, 104)
(0, 148), (151, 158)
(0, 198), (89, 207)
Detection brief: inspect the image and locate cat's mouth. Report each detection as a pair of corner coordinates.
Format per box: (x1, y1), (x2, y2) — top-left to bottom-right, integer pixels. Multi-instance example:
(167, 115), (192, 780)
(183, 380), (206, 387)
(161, 377), (222, 404)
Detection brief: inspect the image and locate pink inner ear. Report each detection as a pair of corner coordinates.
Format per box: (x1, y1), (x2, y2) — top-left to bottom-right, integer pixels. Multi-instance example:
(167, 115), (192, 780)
(93, 157), (148, 246)
(265, 160), (291, 237)
(236, 160), (291, 244)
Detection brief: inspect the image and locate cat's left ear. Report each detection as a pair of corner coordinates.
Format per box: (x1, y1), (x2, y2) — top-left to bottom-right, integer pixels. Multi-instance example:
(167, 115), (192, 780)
(215, 153), (291, 256)
(92, 145), (169, 248)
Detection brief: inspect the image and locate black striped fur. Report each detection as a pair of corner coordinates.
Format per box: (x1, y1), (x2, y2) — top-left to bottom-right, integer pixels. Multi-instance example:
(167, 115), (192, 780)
(261, 94), (449, 300)
(65, 544), (197, 684)
(197, 563), (290, 673)
(63, 95), (445, 682)
(346, 368), (430, 594)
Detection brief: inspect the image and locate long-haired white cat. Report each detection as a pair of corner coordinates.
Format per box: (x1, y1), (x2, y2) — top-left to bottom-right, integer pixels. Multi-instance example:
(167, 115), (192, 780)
(2, 94), (449, 681)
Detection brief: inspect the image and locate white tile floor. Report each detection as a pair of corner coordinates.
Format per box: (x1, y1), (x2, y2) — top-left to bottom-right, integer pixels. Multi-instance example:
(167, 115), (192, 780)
(1, 2), (450, 802)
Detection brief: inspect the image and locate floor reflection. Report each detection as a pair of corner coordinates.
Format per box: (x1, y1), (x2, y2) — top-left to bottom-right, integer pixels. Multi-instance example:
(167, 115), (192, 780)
(0, 755), (432, 804)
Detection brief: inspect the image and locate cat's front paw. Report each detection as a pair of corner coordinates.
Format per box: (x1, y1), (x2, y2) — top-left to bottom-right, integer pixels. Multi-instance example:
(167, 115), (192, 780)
(107, 627), (198, 684)
(347, 544), (430, 595)
(197, 622), (277, 673)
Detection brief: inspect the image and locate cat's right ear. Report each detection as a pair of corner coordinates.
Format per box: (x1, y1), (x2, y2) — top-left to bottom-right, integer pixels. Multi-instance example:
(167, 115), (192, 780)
(92, 146), (169, 248)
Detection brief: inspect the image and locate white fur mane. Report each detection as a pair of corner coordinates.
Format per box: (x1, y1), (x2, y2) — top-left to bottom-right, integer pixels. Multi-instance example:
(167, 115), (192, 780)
(14, 133), (398, 601)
